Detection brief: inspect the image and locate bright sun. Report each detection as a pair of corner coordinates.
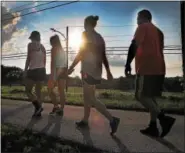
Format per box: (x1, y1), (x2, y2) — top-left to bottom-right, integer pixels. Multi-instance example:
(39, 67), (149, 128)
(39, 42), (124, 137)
(69, 29), (82, 51)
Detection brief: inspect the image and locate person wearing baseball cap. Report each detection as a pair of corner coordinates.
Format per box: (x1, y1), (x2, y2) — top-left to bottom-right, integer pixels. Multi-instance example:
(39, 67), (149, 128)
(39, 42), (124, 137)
(24, 31), (46, 118)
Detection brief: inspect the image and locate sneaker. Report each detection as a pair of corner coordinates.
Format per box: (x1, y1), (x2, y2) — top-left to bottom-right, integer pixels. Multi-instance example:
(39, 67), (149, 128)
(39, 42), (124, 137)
(35, 107), (43, 116)
(110, 117), (120, 135)
(140, 126), (159, 137)
(32, 101), (43, 117)
(76, 120), (89, 128)
(49, 106), (59, 115)
(159, 116), (176, 138)
(56, 108), (64, 116)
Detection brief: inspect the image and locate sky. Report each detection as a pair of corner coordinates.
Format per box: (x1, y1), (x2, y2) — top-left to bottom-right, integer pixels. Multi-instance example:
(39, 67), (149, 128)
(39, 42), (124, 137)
(1, 1), (183, 78)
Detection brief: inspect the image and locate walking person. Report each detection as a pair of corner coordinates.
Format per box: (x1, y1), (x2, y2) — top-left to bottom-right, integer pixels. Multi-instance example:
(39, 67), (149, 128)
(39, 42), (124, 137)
(48, 35), (67, 116)
(68, 15), (120, 135)
(125, 9), (176, 137)
(24, 31), (46, 117)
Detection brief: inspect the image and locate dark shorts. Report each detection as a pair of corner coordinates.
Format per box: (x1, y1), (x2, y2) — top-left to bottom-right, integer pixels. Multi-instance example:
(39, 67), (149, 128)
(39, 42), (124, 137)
(27, 68), (46, 82)
(135, 74), (165, 98)
(81, 72), (101, 85)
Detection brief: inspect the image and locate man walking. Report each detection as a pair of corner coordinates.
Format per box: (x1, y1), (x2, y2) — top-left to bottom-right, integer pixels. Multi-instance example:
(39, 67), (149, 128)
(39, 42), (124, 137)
(125, 9), (176, 137)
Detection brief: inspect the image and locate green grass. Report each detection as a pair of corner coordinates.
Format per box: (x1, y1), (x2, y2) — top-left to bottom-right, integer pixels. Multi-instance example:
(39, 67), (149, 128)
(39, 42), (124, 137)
(1, 123), (106, 153)
(1, 86), (185, 114)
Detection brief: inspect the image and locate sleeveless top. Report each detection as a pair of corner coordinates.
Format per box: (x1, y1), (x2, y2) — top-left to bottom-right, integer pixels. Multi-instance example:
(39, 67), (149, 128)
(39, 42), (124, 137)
(29, 42), (45, 70)
(53, 47), (67, 80)
(81, 31), (104, 80)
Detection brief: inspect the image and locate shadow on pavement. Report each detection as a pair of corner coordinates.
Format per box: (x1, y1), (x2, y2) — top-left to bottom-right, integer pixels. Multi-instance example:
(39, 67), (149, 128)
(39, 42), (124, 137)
(50, 115), (63, 137)
(76, 126), (93, 146)
(150, 136), (184, 153)
(40, 115), (63, 137)
(26, 116), (43, 130)
(1, 103), (32, 122)
(111, 135), (131, 153)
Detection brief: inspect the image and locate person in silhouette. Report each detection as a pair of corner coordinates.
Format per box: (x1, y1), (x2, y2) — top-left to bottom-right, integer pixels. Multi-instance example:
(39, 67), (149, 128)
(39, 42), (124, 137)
(48, 35), (67, 116)
(24, 31), (46, 117)
(125, 9), (175, 137)
(68, 15), (120, 135)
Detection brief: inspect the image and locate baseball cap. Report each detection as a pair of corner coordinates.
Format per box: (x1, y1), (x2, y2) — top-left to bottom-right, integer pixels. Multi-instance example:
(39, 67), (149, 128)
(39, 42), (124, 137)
(29, 31), (40, 39)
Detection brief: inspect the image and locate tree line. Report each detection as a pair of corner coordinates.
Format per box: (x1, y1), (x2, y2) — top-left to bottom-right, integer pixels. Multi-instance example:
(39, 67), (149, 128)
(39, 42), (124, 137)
(1, 65), (184, 92)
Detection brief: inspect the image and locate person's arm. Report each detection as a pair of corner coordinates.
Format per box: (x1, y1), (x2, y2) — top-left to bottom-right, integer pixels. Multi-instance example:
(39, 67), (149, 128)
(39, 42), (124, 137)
(125, 25), (145, 75)
(157, 28), (164, 56)
(68, 32), (86, 71)
(102, 39), (111, 73)
(24, 44), (31, 72)
(42, 45), (46, 67)
(125, 39), (137, 67)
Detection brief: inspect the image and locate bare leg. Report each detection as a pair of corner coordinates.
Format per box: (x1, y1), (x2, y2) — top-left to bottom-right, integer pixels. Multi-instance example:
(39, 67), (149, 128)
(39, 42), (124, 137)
(57, 79), (66, 109)
(25, 79), (36, 102)
(35, 81), (43, 105)
(83, 81), (113, 122)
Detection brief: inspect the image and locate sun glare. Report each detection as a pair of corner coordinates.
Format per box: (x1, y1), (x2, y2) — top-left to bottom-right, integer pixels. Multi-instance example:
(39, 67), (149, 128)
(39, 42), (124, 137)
(69, 29), (82, 51)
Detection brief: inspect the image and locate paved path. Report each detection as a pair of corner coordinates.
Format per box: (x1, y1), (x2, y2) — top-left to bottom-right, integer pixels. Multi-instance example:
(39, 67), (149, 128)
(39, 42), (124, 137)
(1, 99), (184, 153)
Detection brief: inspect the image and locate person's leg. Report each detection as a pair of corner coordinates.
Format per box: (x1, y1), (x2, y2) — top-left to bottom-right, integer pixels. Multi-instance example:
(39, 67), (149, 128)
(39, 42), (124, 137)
(25, 78), (36, 102)
(82, 81), (92, 122)
(35, 82), (43, 104)
(135, 75), (160, 136)
(81, 81), (120, 134)
(34, 81), (44, 116)
(25, 78), (42, 117)
(56, 79), (66, 116)
(48, 80), (59, 114)
(153, 75), (176, 137)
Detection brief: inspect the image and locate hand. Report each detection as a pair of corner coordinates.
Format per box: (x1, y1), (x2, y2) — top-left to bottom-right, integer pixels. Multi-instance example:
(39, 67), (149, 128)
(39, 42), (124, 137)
(107, 71), (113, 81)
(68, 67), (74, 75)
(125, 64), (131, 77)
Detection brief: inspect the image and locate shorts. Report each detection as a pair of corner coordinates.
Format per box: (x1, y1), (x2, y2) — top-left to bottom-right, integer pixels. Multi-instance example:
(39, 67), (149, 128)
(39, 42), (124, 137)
(27, 68), (46, 82)
(81, 72), (101, 85)
(135, 74), (165, 98)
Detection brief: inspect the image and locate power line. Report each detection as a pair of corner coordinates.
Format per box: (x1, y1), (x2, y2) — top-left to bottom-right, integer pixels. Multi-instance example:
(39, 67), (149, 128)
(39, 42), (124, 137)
(5, 2), (35, 12)
(2, 1), (79, 22)
(2, 45), (181, 53)
(3, 1), (59, 17)
(2, 51), (182, 59)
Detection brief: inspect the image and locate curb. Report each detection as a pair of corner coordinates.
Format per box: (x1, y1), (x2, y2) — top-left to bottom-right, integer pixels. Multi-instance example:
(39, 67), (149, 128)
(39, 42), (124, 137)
(2, 97), (184, 115)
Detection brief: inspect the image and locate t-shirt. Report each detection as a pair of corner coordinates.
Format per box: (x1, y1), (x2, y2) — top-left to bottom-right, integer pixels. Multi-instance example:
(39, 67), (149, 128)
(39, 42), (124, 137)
(134, 22), (166, 75)
(80, 31), (105, 80)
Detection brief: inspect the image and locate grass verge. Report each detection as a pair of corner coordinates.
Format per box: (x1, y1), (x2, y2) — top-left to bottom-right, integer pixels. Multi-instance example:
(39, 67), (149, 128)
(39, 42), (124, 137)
(1, 86), (185, 115)
(1, 123), (108, 153)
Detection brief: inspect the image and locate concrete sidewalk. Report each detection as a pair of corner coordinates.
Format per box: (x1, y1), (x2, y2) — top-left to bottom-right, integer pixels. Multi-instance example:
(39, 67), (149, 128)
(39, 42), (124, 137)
(1, 99), (184, 153)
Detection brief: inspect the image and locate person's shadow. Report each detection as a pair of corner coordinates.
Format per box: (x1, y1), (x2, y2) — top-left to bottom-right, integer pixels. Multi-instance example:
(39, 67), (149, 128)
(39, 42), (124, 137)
(111, 135), (131, 153)
(146, 135), (184, 153)
(76, 126), (93, 146)
(40, 115), (62, 137)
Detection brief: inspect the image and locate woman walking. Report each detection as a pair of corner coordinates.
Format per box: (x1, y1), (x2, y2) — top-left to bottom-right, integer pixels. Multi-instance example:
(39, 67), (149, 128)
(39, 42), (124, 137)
(24, 31), (46, 118)
(48, 35), (67, 116)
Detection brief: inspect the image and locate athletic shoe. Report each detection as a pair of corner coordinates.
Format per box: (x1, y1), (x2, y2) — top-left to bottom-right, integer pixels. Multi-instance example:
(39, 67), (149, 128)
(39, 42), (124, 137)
(76, 120), (89, 128)
(110, 117), (120, 135)
(32, 101), (43, 117)
(140, 124), (159, 137)
(159, 116), (176, 137)
(56, 108), (64, 116)
(49, 106), (59, 115)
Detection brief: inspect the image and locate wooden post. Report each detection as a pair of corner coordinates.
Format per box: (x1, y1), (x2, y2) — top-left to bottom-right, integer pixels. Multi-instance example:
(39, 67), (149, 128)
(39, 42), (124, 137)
(181, 1), (185, 89)
(66, 26), (69, 92)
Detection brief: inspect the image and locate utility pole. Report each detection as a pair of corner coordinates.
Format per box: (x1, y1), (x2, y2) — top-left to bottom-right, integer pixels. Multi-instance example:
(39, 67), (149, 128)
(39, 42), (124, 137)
(181, 1), (185, 89)
(66, 26), (69, 92)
